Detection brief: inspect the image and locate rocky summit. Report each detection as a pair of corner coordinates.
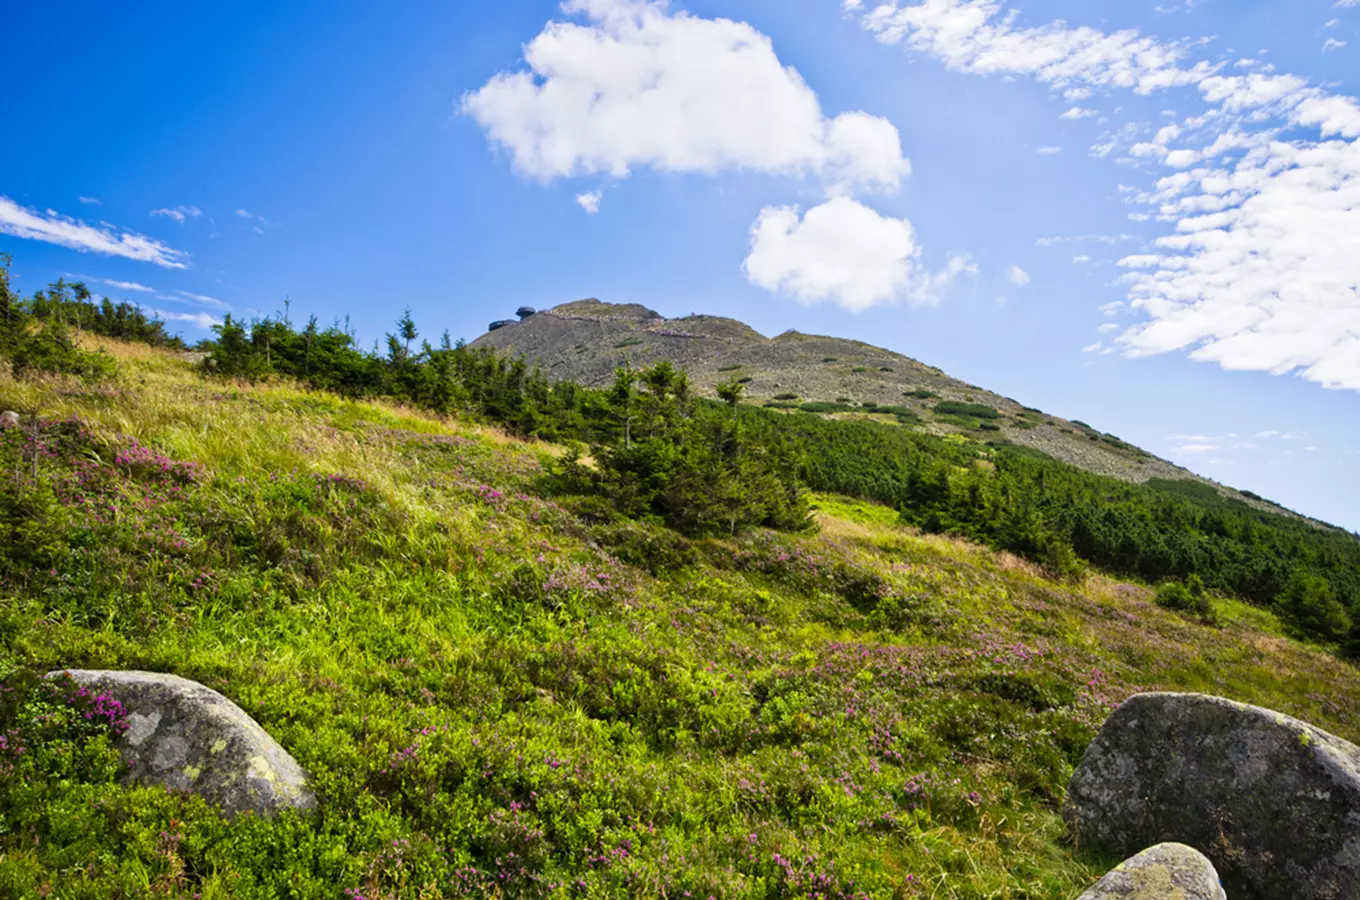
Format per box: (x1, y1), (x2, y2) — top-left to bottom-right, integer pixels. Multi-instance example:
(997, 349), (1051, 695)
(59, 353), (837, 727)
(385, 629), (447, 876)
(470, 299), (1295, 515)
(49, 670), (316, 818)
(1066, 692), (1360, 899)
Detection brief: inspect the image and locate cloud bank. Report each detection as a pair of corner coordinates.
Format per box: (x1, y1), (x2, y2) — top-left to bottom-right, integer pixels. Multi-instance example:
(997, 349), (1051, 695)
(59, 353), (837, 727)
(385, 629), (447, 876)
(845, 0), (1360, 390)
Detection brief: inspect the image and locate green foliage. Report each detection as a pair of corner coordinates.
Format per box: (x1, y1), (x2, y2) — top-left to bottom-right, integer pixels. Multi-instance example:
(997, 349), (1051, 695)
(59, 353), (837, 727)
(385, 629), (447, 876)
(1156, 575), (1214, 620)
(905, 389), (937, 400)
(799, 401), (854, 414)
(733, 407), (1360, 644)
(773, 392), (800, 401)
(1277, 571), (1351, 642)
(552, 363), (811, 537)
(0, 263), (121, 381)
(718, 364), (742, 372)
(933, 402), (1000, 420)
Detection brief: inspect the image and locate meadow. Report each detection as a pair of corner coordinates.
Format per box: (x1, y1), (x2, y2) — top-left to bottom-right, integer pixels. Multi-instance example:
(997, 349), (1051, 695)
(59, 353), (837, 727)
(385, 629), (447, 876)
(2, 338), (1359, 898)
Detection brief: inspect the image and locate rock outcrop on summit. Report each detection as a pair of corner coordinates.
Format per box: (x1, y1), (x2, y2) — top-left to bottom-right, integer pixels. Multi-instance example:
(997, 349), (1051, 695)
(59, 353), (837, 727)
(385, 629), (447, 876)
(1077, 843), (1226, 900)
(49, 670), (316, 817)
(1066, 692), (1360, 900)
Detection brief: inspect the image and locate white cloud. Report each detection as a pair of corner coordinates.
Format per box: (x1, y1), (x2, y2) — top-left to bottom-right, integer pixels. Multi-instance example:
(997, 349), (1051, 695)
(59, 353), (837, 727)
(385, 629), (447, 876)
(1061, 107), (1098, 120)
(1007, 264), (1030, 286)
(1038, 145), (1063, 155)
(1323, 38), (1348, 53)
(846, 0), (1360, 391)
(150, 205), (202, 224)
(462, 0), (909, 194)
(103, 279), (155, 293)
(855, 0), (1216, 94)
(1072, 255), (1093, 264)
(0, 196), (189, 269)
(78, 196), (101, 205)
(1172, 442), (1218, 454)
(576, 190), (603, 213)
(142, 306), (222, 330)
(171, 290), (230, 311)
(743, 196), (970, 311)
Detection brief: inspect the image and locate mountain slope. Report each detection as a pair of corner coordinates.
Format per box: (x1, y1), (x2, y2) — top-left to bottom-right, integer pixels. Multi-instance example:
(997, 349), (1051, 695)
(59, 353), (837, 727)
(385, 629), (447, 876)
(471, 300), (1291, 517)
(2, 337), (1359, 898)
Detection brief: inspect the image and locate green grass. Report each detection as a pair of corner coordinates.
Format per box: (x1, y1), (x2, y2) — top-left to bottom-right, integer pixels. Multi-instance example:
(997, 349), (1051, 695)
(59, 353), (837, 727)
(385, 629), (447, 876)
(2, 339), (1359, 899)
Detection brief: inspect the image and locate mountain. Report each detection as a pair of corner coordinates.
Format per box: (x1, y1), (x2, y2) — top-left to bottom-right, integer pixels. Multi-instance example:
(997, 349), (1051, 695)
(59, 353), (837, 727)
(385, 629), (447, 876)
(471, 299), (1295, 518)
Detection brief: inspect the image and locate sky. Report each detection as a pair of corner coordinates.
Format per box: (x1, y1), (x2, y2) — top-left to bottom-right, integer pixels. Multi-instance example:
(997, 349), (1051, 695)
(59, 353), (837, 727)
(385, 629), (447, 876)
(2, 0), (1358, 530)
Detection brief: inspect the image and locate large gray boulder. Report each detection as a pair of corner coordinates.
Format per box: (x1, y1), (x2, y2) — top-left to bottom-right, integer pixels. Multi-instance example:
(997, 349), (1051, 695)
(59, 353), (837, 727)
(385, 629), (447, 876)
(49, 670), (316, 817)
(1066, 692), (1360, 899)
(1077, 843), (1226, 899)
(0, 411), (19, 428)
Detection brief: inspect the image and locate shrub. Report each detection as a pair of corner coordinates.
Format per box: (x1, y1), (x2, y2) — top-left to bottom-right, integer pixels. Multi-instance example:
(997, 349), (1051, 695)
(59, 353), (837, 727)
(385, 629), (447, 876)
(878, 366), (893, 372)
(1276, 571), (1351, 641)
(800, 401), (853, 414)
(905, 389), (938, 400)
(978, 422), (1002, 432)
(933, 402), (1000, 420)
(718, 364), (742, 372)
(821, 357), (837, 363)
(1156, 575), (1213, 619)
(773, 393), (799, 401)
(852, 367), (868, 374)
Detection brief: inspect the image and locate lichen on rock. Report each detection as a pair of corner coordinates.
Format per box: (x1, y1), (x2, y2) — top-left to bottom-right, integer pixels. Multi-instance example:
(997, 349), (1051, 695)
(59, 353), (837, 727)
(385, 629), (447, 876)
(1077, 843), (1226, 899)
(48, 669), (316, 817)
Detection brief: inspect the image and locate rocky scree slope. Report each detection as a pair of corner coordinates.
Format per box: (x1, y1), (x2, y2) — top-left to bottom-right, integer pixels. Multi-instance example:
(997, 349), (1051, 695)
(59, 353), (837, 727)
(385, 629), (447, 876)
(472, 300), (1290, 519)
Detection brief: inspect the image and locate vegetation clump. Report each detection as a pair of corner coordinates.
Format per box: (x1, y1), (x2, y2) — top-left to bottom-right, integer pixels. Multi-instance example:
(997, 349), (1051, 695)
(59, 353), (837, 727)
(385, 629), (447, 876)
(933, 401), (1000, 420)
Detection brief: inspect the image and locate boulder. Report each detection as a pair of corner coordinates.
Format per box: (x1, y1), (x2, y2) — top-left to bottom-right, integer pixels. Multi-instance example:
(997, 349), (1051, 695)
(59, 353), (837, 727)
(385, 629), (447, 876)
(1077, 843), (1226, 899)
(488, 319), (518, 332)
(0, 410), (19, 427)
(1066, 692), (1360, 899)
(48, 670), (316, 817)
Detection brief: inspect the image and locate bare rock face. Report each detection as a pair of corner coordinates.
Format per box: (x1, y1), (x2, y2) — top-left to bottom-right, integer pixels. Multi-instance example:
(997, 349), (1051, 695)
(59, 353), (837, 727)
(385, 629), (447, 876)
(49, 670), (316, 817)
(1077, 843), (1227, 899)
(1066, 692), (1360, 899)
(1, 411), (19, 427)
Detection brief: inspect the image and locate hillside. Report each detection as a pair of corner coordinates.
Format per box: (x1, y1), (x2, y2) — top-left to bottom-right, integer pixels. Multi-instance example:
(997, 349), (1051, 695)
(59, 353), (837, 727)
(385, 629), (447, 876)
(3, 337), (1360, 899)
(471, 300), (1292, 517)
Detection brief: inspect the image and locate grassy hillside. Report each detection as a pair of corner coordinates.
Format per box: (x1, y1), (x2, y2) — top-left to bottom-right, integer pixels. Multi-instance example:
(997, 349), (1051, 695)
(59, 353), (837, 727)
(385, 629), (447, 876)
(3, 338), (1359, 899)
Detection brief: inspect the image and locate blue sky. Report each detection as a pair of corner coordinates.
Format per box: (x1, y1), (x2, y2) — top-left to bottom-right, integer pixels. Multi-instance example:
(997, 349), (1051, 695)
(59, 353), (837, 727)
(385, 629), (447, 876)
(2, 0), (1358, 530)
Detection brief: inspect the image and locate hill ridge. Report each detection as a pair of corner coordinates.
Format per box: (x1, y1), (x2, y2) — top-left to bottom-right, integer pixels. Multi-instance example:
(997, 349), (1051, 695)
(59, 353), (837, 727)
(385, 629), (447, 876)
(471, 299), (1294, 520)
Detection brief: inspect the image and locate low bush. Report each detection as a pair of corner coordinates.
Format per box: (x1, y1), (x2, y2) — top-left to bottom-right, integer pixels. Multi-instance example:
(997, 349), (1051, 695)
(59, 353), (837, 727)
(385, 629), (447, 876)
(934, 402), (1000, 420)
(1156, 575), (1214, 620)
